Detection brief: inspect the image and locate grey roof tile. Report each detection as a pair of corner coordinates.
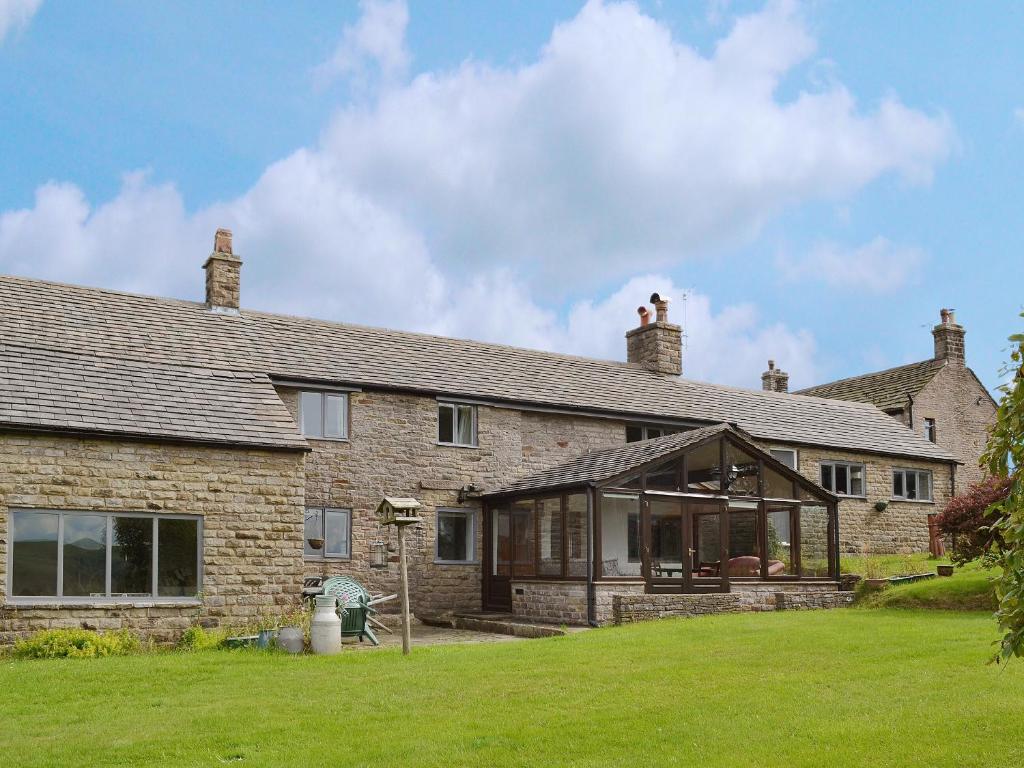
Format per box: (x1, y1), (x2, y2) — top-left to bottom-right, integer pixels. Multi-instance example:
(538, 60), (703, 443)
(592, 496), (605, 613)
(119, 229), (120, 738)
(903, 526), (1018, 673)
(795, 359), (945, 412)
(0, 275), (954, 461)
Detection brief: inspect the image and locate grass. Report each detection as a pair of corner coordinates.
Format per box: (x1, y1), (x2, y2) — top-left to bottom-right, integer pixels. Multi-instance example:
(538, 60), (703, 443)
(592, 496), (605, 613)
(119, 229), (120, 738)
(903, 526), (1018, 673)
(1, 610), (1022, 767)
(860, 560), (999, 611)
(840, 551), (950, 578)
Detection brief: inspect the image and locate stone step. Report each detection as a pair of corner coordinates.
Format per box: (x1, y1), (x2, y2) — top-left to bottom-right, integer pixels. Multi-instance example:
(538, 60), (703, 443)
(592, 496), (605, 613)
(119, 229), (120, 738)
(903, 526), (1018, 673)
(419, 611), (568, 638)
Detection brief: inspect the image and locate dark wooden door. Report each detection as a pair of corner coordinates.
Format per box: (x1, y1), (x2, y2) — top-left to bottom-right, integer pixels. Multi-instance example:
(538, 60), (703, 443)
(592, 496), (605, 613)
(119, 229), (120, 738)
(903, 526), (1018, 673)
(483, 507), (513, 611)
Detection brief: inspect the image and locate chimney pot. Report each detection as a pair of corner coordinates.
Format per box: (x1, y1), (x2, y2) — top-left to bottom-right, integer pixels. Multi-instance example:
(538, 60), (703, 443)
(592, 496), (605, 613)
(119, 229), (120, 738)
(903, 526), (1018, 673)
(214, 228), (233, 255)
(203, 228), (242, 311)
(637, 306), (650, 327)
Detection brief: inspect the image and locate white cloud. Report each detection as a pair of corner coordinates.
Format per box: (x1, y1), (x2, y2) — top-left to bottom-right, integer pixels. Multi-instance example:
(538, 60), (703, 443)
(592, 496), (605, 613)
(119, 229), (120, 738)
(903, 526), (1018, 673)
(1015, 107), (1024, 126)
(0, 1), (951, 387)
(0, 0), (41, 44)
(314, 0), (410, 89)
(774, 237), (926, 295)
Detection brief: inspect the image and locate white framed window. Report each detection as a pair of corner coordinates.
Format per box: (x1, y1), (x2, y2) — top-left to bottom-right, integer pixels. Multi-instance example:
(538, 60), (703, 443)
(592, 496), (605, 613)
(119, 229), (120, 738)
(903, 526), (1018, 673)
(923, 418), (937, 443)
(438, 402), (477, 447)
(304, 508), (351, 559)
(8, 509), (201, 602)
(892, 469), (933, 502)
(820, 461), (866, 497)
(769, 448), (798, 470)
(436, 509), (476, 563)
(299, 391), (348, 439)
(625, 424), (687, 443)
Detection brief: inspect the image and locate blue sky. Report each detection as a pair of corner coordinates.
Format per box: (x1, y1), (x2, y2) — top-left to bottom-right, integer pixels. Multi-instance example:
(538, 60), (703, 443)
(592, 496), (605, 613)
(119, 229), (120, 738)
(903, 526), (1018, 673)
(1, 0), (1021, 393)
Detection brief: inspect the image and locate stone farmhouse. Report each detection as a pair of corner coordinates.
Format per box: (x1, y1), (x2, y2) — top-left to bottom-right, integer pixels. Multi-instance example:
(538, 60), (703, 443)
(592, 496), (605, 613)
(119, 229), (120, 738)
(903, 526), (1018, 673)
(0, 230), (959, 641)
(792, 309), (997, 491)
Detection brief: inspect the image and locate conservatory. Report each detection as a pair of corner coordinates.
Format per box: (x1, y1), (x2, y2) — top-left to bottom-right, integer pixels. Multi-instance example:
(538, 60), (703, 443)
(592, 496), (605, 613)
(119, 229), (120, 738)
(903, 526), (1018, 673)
(481, 423), (840, 624)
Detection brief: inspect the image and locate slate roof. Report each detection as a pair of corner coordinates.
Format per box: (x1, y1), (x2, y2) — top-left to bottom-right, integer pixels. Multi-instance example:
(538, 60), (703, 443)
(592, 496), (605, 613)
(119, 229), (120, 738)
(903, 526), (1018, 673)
(795, 359), (945, 412)
(485, 424), (732, 496)
(0, 275), (956, 462)
(0, 343), (308, 450)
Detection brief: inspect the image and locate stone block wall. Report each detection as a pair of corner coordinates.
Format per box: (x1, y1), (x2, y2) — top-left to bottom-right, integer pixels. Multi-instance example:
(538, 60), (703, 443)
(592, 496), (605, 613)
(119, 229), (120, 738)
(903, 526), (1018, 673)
(913, 366), (996, 490)
(0, 433), (306, 643)
(760, 442), (953, 554)
(613, 584), (850, 623)
(510, 580), (587, 624)
(277, 387), (625, 616)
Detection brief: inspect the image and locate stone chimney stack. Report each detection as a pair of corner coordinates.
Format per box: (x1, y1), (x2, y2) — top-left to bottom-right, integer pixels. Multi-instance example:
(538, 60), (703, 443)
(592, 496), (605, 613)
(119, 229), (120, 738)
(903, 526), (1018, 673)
(761, 359), (790, 393)
(932, 308), (965, 365)
(626, 292), (682, 376)
(204, 228), (242, 311)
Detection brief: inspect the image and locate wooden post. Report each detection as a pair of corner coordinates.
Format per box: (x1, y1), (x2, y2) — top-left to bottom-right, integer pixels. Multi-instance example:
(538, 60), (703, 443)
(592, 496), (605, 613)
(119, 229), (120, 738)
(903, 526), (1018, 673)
(398, 523), (411, 655)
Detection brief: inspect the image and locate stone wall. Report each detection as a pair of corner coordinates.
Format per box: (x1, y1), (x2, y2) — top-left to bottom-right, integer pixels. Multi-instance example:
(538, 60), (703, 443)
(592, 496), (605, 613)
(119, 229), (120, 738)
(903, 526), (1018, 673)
(0, 432), (305, 643)
(277, 387), (625, 616)
(613, 584), (850, 624)
(913, 366), (996, 491)
(510, 580), (587, 624)
(760, 442), (953, 554)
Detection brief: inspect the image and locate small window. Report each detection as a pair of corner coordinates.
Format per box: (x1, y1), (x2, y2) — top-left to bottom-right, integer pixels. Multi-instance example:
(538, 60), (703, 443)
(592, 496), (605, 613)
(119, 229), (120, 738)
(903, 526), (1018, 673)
(892, 469), (933, 502)
(819, 461), (865, 497)
(438, 402), (477, 447)
(304, 508), (351, 559)
(299, 391), (348, 439)
(9, 510), (201, 601)
(923, 418), (937, 443)
(625, 424), (687, 443)
(769, 448), (798, 470)
(436, 509), (476, 563)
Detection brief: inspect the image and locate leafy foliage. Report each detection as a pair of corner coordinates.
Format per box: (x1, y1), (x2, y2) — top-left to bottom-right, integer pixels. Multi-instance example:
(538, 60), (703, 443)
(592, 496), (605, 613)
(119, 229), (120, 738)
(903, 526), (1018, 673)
(176, 625), (229, 652)
(13, 629), (140, 659)
(935, 475), (1013, 565)
(981, 313), (1024, 661)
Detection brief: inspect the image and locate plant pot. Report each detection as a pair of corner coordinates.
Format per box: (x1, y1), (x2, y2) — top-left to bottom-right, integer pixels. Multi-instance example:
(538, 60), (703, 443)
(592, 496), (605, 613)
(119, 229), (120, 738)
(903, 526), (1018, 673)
(864, 578), (890, 591)
(257, 629), (279, 649)
(307, 537), (325, 551)
(277, 626), (304, 654)
(937, 565), (954, 577)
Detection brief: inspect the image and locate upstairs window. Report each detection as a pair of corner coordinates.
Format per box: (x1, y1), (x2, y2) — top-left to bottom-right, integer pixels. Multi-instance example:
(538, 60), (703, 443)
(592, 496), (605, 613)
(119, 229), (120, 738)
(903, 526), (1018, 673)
(923, 418), (937, 443)
(892, 469), (933, 502)
(769, 448), (798, 470)
(438, 402), (477, 447)
(625, 424), (687, 443)
(820, 461), (865, 497)
(299, 391), (348, 439)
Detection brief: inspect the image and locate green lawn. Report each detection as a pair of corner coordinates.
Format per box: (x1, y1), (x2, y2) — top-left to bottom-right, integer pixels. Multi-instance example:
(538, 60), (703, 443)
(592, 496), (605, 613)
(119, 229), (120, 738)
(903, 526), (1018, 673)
(840, 551), (950, 578)
(860, 561), (999, 611)
(2, 610), (1021, 767)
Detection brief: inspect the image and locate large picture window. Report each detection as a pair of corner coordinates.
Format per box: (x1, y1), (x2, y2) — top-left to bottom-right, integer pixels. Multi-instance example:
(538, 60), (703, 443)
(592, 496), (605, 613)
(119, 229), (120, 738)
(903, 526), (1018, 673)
(304, 508), (351, 559)
(9, 510), (201, 601)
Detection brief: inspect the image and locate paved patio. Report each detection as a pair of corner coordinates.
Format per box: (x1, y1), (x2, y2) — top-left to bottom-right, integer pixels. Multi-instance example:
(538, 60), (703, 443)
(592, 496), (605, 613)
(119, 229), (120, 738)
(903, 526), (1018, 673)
(344, 618), (526, 651)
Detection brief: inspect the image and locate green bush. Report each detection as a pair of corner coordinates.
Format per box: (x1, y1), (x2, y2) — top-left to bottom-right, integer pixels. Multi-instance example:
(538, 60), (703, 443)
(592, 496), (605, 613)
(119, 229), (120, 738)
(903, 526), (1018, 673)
(13, 629), (140, 659)
(176, 625), (228, 651)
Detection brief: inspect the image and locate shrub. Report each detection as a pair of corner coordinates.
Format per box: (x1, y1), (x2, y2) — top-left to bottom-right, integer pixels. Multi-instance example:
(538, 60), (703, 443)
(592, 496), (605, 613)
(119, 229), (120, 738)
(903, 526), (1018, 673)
(13, 629), (140, 660)
(176, 625), (229, 651)
(935, 475), (1013, 566)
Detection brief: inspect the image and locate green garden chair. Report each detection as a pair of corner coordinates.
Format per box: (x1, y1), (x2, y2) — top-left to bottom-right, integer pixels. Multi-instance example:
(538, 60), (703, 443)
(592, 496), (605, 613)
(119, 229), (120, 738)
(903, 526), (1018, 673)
(321, 576), (396, 646)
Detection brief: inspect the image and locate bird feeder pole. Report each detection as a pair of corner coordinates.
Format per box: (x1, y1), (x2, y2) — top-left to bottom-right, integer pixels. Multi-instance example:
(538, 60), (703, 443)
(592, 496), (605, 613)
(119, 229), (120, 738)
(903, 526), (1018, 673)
(374, 496), (423, 657)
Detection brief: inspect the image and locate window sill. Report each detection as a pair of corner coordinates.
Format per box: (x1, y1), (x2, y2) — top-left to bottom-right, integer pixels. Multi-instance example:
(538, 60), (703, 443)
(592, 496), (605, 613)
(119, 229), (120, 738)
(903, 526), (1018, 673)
(433, 559), (479, 566)
(3, 598), (203, 609)
(304, 436), (350, 444)
(436, 441), (479, 449)
(832, 494), (867, 500)
(304, 556), (352, 563)
(889, 498), (935, 505)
